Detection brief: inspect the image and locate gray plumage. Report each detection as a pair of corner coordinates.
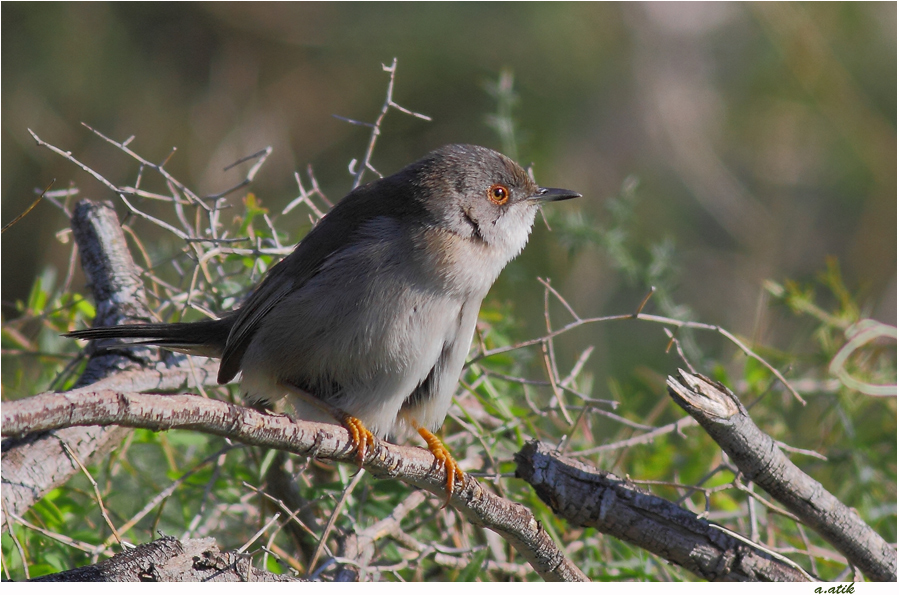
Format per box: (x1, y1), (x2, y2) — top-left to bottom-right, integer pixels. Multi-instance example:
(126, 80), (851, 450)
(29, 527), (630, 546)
(67, 144), (580, 441)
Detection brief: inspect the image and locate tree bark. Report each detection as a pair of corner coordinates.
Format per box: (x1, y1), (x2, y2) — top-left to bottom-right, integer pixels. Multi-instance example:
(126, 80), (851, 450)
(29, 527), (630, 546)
(3, 200), (152, 529)
(667, 369), (896, 582)
(2, 389), (588, 582)
(31, 536), (302, 582)
(516, 440), (815, 581)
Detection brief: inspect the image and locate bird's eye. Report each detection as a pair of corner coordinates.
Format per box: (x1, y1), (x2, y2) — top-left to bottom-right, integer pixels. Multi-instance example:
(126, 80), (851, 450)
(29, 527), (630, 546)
(488, 184), (509, 205)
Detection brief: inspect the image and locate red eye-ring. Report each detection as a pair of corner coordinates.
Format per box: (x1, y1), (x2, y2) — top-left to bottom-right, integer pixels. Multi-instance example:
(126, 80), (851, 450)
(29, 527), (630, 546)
(488, 184), (509, 205)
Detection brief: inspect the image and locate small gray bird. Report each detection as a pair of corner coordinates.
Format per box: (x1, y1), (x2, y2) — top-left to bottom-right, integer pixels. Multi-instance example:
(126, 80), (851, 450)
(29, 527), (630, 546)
(66, 144), (580, 497)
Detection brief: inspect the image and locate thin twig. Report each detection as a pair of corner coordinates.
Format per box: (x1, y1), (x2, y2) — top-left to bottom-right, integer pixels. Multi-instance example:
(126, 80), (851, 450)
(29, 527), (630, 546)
(80, 122), (211, 212)
(2, 178), (54, 233)
(308, 470), (366, 575)
(60, 441), (123, 546)
(206, 146), (273, 201)
(473, 308), (805, 405)
(238, 513), (281, 554)
(573, 416), (698, 455)
(336, 58), (431, 189)
(1, 500), (29, 580)
(242, 481), (322, 554)
(6, 510), (106, 556)
(98, 444), (238, 551)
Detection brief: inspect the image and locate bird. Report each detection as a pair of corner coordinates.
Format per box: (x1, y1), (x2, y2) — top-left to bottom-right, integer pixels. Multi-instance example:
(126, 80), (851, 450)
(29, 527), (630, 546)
(66, 144), (581, 500)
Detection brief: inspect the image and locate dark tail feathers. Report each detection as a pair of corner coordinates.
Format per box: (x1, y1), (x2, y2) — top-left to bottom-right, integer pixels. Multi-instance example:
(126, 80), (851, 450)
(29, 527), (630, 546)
(65, 317), (232, 358)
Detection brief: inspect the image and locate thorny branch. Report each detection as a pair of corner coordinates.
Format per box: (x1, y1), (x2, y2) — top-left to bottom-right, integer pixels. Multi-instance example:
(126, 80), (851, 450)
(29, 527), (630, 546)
(471, 281), (807, 405)
(2, 390), (588, 582)
(333, 57), (432, 189)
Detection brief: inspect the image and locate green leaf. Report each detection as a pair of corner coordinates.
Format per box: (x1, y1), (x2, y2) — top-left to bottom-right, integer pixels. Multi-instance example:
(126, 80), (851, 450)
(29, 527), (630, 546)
(455, 548), (489, 582)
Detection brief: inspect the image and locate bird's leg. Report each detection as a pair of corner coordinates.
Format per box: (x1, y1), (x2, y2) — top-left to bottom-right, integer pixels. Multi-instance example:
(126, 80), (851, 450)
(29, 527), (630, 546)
(415, 424), (465, 507)
(279, 381), (376, 465)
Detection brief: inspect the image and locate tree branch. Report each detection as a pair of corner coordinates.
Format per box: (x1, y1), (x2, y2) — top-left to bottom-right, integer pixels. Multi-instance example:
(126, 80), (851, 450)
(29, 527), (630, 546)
(666, 369), (896, 582)
(515, 441), (815, 582)
(1, 390), (588, 582)
(1, 200), (204, 530)
(31, 536), (301, 582)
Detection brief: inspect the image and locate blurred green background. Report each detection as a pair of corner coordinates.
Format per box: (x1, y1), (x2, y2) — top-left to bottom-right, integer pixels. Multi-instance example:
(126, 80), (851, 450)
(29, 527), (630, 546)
(1, 2), (896, 578)
(3, 1), (896, 406)
(4, 2), (895, 325)
(3, 0), (896, 422)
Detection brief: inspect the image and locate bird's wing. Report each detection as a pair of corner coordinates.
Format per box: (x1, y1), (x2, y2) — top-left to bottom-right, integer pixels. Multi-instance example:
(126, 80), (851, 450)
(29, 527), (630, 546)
(217, 266), (298, 384)
(218, 185), (392, 384)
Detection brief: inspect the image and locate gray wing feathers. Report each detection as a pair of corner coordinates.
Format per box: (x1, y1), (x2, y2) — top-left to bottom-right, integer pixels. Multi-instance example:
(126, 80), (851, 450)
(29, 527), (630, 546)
(216, 183), (406, 384)
(218, 276), (295, 383)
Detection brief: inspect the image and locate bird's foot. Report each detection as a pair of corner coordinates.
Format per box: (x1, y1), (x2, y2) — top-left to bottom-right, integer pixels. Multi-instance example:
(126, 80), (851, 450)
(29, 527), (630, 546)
(279, 380), (377, 465)
(417, 427), (465, 508)
(340, 414), (377, 465)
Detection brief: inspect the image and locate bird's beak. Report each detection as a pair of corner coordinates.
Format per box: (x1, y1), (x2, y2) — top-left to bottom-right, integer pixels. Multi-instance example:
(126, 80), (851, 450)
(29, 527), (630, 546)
(529, 187), (582, 203)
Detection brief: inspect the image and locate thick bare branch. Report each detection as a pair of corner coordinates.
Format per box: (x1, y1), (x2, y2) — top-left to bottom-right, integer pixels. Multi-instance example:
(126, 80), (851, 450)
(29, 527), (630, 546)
(32, 536), (301, 582)
(667, 369), (896, 582)
(1, 390), (588, 582)
(515, 441), (815, 582)
(2, 199), (179, 530)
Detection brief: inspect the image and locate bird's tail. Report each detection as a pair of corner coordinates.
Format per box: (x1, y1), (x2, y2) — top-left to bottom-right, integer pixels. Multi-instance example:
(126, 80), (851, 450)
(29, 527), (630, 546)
(65, 317), (232, 359)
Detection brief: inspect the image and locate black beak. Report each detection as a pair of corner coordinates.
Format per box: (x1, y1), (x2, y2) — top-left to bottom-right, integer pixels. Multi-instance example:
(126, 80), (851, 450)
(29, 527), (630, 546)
(529, 187), (582, 203)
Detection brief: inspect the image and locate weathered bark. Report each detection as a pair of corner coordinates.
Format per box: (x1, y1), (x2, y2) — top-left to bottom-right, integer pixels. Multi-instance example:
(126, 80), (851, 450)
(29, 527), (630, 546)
(31, 536), (302, 582)
(2, 389), (588, 582)
(667, 369), (896, 582)
(3, 200), (154, 529)
(516, 440), (815, 582)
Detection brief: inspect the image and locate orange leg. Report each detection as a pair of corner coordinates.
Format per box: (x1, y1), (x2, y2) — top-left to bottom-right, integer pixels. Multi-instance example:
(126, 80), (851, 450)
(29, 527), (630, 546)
(280, 381), (376, 465)
(417, 426), (465, 507)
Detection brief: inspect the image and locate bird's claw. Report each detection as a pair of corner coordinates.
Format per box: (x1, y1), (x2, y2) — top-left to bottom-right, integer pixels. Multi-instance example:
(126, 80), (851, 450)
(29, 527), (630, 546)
(342, 414), (376, 465)
(418, 427), (465, 508)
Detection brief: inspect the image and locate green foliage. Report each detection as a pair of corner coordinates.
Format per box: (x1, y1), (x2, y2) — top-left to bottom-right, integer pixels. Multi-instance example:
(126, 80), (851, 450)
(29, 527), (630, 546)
(1, 268), (95, 399)
(549, 176), (691, 323)
(484, 69), (522, 164)
(4, 186), (895, 584)
(3, 64), (894, 582)
(764, 261), (897, 543)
